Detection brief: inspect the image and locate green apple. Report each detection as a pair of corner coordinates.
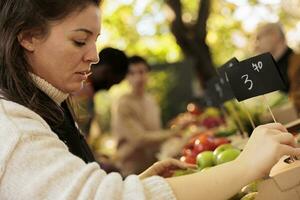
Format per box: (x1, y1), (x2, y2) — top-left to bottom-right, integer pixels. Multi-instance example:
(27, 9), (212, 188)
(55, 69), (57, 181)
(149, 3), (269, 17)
(213, 144), (234, 163)
(172, 168), (198, 177)
(240, 192), (257, 200)
(196, 151), (215, 170)
(228, 192), (247, 200)
(216, 148), (240, 165)
(241, 180), (260, 193)
(172, 169), (188, 177)
(201, 166), (212, 172)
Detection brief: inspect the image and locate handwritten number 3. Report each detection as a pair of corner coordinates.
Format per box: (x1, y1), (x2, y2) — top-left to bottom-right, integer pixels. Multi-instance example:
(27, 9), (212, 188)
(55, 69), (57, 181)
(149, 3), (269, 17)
(241, 74), (253, 90)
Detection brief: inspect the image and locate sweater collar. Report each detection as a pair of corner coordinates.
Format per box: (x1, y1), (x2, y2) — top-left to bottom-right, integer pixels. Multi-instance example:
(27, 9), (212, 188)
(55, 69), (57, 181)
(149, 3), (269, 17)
(30, 73), (69, 105)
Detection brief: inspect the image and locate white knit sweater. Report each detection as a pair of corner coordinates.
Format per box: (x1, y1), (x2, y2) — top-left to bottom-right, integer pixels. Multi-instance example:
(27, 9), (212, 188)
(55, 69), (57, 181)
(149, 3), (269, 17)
(0, 75), (176, 200)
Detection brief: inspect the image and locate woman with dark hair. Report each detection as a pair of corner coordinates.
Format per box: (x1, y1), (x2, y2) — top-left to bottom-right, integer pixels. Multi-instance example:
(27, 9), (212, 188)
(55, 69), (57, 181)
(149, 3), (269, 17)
(0, 0), (299, 199)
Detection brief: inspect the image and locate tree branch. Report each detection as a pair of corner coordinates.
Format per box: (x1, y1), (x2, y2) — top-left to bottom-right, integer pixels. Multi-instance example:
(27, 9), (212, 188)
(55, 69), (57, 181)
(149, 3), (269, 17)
(166, 0), (182, 19)
(194, 0), (211, 43)
(166, 0), (193, 56)
(166, 0), (215, 87)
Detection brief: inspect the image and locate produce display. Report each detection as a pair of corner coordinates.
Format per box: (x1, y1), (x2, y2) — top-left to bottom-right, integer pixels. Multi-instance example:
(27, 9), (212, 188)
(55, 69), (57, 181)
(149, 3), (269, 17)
(163, 103), (260, 200)
(166, 103), (244, 165)
(158, 103), (243, 161)
(180, 133), (231, 165)
(186, 143), (241, 170)
(171, 142), (261, 200)
(169, 105), (228, 134)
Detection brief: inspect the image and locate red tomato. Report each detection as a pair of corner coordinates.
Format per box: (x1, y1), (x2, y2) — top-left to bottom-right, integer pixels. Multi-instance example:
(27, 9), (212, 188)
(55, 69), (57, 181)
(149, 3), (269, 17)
(213, 137), (230, 147)
(180, 155), (196, 164)
(194, 134), (216, 151)
(193, 144), (205, 154)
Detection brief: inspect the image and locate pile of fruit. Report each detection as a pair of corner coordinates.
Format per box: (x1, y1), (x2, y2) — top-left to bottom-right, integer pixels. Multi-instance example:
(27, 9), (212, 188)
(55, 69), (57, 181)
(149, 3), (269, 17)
(180, 132), (231, 164)
(170, 143), (241, 179)
(169, 103), (238, 140)
(196, 143), (240, 170)
(159, 102), (243, 163)
(164, 103), (261, 199)
(172, 142), (261, 200)
(169, 105), (226, 131)
(179, 142), (241, 171)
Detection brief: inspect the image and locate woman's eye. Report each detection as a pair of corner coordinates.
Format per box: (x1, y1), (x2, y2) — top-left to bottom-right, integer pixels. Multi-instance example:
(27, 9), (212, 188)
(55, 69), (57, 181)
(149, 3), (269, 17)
(73, 41), (86, 47)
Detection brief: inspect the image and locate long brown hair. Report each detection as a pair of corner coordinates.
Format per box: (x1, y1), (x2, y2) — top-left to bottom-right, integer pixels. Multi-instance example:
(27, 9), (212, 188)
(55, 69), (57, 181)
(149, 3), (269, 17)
(0, 0), (101, 126)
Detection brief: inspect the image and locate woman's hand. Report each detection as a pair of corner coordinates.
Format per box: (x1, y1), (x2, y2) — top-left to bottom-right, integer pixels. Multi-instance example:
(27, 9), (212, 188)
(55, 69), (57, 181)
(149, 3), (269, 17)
(165, 123), (300, 200)
(139, 158), (196, 179)
(237, 123), (300, 180)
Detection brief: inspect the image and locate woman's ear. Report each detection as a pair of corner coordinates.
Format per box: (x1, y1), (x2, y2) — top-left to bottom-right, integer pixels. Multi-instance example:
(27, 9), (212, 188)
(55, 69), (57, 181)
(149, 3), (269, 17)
(17, 31), (36, 52)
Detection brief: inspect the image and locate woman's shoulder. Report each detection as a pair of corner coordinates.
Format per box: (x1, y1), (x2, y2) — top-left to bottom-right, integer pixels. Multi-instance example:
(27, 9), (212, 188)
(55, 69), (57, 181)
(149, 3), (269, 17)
(0, 98), (53, 136)
(0, 99), (58, 178)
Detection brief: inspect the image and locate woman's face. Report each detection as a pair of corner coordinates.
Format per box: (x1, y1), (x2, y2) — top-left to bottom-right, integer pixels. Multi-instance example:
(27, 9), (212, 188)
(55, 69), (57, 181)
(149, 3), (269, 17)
(22, 5), (101, 93)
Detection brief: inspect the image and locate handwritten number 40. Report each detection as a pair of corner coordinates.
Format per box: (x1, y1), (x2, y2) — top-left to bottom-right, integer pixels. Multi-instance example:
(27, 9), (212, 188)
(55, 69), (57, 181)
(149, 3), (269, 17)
(241, 74), (253, 91)
(252, 61), (263, 72)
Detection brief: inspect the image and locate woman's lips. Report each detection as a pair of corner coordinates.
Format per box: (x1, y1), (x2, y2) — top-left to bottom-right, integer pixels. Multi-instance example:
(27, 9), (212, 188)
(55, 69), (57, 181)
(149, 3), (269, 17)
(75, 71), (92, 81)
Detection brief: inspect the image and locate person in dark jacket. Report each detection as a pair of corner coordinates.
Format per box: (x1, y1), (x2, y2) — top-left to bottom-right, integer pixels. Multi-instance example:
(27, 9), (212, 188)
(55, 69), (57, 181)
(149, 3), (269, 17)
(254, 22), (300, 113)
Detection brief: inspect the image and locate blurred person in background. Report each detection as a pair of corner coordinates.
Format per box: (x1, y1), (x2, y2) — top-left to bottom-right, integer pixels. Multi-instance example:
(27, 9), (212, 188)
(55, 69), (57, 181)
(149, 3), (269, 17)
(73, 47), (129, 172)
(111, 55), (182, 176)
(254, 22), (300, 113)
(73, 47), (128, 140)
(84, 47), (128, 145)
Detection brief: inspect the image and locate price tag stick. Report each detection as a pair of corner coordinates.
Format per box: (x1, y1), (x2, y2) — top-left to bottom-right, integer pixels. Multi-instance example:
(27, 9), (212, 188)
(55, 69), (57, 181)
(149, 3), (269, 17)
(219, 105), (241, 136)
(262, 95), (277, 123)
(241, 101), (256, 129)
(230, 105), (248, 138)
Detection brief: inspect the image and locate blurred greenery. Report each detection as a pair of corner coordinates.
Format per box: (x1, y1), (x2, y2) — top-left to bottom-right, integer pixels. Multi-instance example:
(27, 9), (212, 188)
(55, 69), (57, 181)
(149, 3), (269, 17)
(94, 81), (130, 133)
(208, 1), (250, 66)
(224, 91), (288, 134)
(98, 0), (183, 63)
(93, 0), (300, 132)
(147, 69), (177, 125)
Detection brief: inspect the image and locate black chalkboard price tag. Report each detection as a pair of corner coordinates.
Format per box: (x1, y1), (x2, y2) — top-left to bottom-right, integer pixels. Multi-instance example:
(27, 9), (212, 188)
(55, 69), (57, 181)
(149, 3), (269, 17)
(206, 75), (234, 104)
(218, 57), (239, 82)
(216, 57), (239, 102)
(218, 76), (235, 102)
(226, 53), (287, 101)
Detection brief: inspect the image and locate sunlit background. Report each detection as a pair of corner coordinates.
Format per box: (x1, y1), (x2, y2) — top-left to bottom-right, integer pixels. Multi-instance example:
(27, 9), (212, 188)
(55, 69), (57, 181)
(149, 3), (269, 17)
(92, 0), (300, 135)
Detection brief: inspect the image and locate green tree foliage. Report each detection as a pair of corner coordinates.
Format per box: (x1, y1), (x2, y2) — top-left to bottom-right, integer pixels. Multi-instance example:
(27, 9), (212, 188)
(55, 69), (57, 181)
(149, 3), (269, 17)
(99, 0), (182, 63)
(95, 0), (299, 128)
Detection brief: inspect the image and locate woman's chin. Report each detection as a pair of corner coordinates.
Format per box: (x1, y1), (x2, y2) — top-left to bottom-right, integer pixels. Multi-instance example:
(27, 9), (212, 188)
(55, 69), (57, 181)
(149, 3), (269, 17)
(62, 82), (84, 94)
